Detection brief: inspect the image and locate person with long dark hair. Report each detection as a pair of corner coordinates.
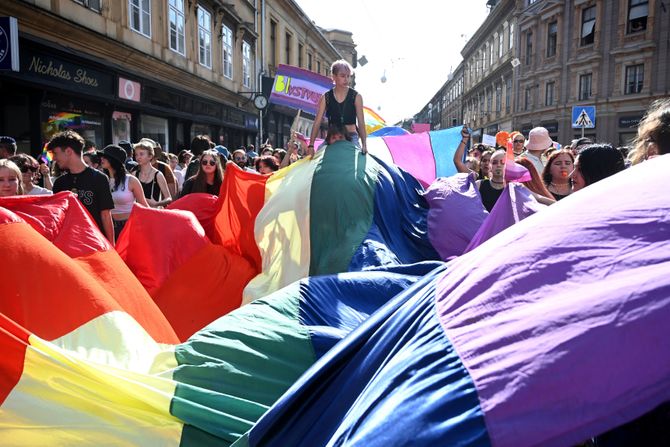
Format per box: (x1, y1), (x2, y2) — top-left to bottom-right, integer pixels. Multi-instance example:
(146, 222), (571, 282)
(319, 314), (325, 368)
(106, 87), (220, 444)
(180, 149), (224, 197)
(570, 144), (626, 192)
(542, 150), (574, 200)
(99, 145), (148, 239)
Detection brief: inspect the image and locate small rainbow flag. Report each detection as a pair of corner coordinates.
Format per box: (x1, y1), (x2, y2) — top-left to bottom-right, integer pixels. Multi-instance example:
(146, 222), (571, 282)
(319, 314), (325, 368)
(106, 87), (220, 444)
(40, 143), (53, 164)
(363, 107), (386, 136)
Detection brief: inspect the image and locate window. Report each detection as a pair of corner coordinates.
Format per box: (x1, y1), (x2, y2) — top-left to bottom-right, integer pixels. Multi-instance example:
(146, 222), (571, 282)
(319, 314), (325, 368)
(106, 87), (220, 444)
(509, 23), (514, 49)
(545, 81), (555, 106)
(308, 53), (313, 70)
(129, 0), (151, 37)
(495, 84), (501, 112)
(168, 0), (185, 55)
(505, 78), (512, 113)
(628, 0), (648, 33)
(525, 31), (533, 65)
(579, 73), (592, 100)
(270, 20), (277, 67)
(489, 39), (494, 66)
(298, 43), (303, 67)
(524, 87), (531, 111)
(222, 24), (233, 79)
(317, 60), (321, 74)
(581, 6), (596, 46)
(625, 64), (644, 94)
(197, 7), (212, 68)
(487, 89), (492, 113)
(499, 30), (504, 57)
(74, 0), (101, 12)
(242, 41), (252, 88)
(547, 21), (557, 57)
(285, 32), (291, 64)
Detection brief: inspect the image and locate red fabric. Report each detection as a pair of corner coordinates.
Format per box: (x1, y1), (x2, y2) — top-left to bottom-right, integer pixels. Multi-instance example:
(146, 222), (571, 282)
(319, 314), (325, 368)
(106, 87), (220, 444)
(0, 220), (178, 343)
(214, 164), (268, 271)
(168, 193), (221, 241)
(0, 313), (30, 405)
(152, 243), (256, 340)
(0, 192), (111, 257)
(116, 205), (210, 296)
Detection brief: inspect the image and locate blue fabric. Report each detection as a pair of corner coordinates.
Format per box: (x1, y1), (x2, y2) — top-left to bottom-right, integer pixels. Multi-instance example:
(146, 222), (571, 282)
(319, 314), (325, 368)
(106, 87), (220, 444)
(299, 262), (442, 359)
(369, 126), (410, 137)
(430, 126), (467, 179)
(247, 263), (491, 447)
(348, 156), (439, 271)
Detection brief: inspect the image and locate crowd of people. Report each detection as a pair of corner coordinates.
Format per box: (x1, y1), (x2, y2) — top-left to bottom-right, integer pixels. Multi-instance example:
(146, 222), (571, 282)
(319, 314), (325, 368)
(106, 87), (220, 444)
(0, 93), (667, 247)
(452, 98), (669, 212)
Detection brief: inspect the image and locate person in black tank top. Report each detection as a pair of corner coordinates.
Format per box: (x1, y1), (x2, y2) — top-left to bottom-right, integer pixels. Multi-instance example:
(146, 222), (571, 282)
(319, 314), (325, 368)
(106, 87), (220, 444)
(132, 141), (173, 208)
(308, 59), (368, 155)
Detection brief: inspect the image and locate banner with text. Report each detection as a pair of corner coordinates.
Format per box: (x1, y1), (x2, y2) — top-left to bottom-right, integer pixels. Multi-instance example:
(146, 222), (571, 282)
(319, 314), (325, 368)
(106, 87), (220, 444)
(269, 64), (333, 115)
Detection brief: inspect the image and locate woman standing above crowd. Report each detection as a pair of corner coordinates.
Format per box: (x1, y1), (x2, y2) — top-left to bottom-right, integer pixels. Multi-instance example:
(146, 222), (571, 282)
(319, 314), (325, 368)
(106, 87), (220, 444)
(99, 145), (148, 239)
(133, 141), (172, 208)
(180, 149), (223, 197)
(309, 60), (367, 155)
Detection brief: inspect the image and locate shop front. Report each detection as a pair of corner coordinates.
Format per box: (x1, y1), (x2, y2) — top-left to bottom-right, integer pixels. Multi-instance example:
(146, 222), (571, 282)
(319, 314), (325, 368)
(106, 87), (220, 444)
(618, 114), (644, 147)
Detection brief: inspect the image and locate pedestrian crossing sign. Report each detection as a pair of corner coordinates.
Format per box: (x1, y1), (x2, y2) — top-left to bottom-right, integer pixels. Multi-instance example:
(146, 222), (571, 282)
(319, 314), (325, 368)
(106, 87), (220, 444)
(572, 106), (596, 129)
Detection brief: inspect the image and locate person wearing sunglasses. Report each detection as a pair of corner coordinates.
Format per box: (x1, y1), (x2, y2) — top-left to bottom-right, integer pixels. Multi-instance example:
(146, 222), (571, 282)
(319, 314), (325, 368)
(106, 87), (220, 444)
(510, 131), (526, 156)
(9, 154), (52, 195)
(180, 149), (224, 197)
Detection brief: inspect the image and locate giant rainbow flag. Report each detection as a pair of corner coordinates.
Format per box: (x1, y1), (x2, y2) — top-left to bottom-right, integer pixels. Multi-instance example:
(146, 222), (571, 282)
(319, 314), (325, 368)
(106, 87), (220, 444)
(1, 139), (668, 446)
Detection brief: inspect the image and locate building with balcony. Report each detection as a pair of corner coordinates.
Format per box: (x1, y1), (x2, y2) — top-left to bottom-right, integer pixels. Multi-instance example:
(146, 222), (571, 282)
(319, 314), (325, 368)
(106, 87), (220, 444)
(0, 0), (264, 153)
(514, 0), (669, 146)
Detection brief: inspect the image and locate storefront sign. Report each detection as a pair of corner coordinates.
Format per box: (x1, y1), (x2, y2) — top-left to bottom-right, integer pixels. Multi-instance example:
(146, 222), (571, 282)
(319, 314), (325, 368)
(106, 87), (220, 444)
(245, 115), (258, 130)
(619, 115), (643, 129)
(0, 17), (19, 71)
(118, 77), (141, 102)
(269, 64), (332, 115)
(21, 47), (113, 96)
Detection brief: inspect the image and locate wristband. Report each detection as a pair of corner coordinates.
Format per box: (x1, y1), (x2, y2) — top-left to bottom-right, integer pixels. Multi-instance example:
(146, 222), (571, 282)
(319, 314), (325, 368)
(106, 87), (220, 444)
(308, 144), (314, 148)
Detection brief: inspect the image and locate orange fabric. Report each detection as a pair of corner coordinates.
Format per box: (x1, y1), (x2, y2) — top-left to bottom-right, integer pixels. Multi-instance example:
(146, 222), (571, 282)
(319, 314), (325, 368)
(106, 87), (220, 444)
(151, 243), (256, 340)
(0, 313), (30, 405)
(0, 221), (177, 344)
(213, 164), (268, 272)
(117, 205), (209, 295)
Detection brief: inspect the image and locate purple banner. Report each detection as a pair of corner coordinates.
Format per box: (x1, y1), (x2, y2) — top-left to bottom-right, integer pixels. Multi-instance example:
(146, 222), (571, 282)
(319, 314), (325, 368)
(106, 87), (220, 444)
(269, 64), (333, 114)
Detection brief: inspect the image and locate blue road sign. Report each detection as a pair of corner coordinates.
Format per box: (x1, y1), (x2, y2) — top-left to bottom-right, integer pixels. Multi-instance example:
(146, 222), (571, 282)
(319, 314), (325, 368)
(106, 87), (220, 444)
(572, 106), (596, 129)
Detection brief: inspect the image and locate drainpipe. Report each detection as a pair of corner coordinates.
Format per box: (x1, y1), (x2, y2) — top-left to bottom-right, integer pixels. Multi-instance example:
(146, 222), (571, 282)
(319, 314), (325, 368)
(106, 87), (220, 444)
(258, 0), (265, 147)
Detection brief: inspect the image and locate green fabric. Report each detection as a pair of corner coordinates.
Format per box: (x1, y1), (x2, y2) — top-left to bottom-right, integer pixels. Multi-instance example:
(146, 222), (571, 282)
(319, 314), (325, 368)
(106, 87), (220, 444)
(309, 141), (381, 276)
(172, 283), (316, 446)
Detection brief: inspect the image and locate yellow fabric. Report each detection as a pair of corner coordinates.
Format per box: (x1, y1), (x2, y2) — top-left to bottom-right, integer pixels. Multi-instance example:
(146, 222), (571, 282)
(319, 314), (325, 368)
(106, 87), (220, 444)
(0, 335), (182, 446)
(50, 311), (177, 374)
(242, 153), (321, 304)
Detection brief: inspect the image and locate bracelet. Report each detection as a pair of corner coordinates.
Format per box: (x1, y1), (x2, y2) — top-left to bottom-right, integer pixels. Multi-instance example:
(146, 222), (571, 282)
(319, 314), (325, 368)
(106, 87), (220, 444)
(308, 144), (314, 148)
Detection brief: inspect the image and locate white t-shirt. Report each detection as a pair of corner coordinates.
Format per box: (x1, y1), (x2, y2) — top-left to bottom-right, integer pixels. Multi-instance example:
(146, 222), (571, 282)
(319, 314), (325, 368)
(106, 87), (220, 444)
(27, 185), (53, 195)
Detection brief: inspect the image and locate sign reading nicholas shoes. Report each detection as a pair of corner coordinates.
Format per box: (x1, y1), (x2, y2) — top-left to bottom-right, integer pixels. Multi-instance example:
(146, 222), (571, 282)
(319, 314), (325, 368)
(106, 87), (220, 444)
(20, 46), (113, 97)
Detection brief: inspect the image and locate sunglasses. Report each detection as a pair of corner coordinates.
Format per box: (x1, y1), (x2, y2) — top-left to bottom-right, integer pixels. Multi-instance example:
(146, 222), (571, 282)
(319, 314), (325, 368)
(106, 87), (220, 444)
(513, 139), (525, 143)
(20, 166), (38, 173)
(201, 159), (217, 166)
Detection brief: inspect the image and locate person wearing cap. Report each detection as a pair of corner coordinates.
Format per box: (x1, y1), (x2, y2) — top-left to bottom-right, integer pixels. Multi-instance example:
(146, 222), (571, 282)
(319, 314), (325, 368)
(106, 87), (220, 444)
(118, 140), (139, 172)
(214, 145), (230, 161)
(523, 127), (555, 175)
(48, 130), (115, 244)
(0, 136), (17, 159)
(99, 145), (148, 239)
(177, 149), (194, 171)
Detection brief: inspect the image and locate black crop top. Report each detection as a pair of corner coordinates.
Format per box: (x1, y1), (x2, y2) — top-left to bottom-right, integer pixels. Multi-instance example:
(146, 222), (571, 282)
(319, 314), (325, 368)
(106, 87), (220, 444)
(325, 88), (358, 125)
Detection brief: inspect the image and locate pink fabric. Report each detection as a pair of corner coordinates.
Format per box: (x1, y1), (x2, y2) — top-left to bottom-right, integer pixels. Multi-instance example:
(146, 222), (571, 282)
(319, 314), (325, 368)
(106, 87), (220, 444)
(383, 132), (435, 187)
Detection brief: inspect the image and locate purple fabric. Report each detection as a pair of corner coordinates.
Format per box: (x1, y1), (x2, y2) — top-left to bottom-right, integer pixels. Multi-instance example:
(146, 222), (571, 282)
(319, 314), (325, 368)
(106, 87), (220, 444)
(435, 155), (670, 447)
(424, 174), (487, 260)
(464, 183), (543, 252)
(504, 160), (532, 182)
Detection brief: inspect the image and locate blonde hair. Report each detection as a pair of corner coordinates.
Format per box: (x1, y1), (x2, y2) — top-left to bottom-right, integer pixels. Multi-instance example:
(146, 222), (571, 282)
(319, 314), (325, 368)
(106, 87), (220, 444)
(330, 59), (354, 76)
(631, 98), (670, 164)
(0, 159), (24, 195)
(133, 142), (155, 159)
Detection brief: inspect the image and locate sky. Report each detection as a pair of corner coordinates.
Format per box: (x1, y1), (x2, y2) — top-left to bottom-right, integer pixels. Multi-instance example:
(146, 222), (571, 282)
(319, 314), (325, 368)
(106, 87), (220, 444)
(294, 0), (490, 124)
